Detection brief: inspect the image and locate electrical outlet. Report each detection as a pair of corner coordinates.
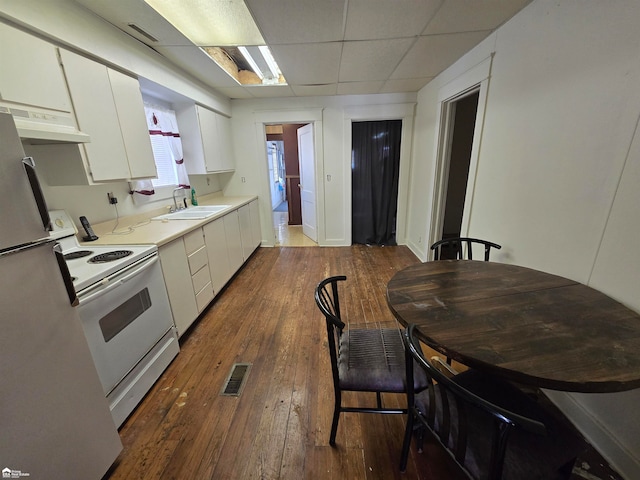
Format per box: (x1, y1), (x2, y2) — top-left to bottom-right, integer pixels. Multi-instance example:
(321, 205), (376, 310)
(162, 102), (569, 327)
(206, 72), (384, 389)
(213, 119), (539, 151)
(107, 192), (118, 205)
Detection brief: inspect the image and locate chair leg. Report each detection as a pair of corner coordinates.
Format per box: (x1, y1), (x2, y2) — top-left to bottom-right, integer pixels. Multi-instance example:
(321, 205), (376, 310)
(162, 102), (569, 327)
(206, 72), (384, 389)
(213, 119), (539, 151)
(376, 391), (383, 408)
(329, 390), (341, 446)
(400, 410), (414, 471)
(416, 424), (425, 453)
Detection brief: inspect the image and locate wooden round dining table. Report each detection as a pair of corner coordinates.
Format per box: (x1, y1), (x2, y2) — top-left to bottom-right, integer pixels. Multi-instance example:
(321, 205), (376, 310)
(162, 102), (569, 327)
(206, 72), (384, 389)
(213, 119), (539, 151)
(386, 260), (640, 393)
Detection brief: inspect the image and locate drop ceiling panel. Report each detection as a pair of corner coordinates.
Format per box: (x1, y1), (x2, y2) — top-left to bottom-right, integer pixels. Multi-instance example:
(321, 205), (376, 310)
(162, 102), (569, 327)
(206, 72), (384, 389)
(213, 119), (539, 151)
(245, 0), (346, 44)
(68, 0), (534, 98)
(391, 31), (490, 79)
(291, 84), (338, 97)
(271, 43), (342, 85)
(344, 0), (441, 41)
(243, 84), (295, 98)
(216, 86), (255, 99)
(337, 81), (384, 96)
(380, 77), (434, 93)
(339, 38), (416, 82)
(424, 0), (532, 34)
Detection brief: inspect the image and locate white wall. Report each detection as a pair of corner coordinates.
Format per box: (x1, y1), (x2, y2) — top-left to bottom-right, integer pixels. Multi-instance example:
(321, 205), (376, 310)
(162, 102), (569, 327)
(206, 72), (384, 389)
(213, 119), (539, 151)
(227, 94), (416, 246)
(406, 1), (640, 476)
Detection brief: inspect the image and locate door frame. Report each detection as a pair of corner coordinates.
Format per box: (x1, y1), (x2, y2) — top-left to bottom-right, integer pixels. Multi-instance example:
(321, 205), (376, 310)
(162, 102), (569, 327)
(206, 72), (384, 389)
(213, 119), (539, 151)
(427, 55), (493, 258)
(254, 108), (324, 246)
(343, 103), (416, 246)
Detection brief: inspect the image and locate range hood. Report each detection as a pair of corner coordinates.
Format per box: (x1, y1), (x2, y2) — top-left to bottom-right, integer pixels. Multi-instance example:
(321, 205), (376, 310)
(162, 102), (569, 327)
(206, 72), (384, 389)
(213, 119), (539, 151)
(0, 102), (90, 144)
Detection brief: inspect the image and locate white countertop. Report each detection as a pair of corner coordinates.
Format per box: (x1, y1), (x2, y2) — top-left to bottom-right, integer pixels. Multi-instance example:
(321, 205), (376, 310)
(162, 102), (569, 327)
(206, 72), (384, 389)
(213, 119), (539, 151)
(85, 194), (257, 248)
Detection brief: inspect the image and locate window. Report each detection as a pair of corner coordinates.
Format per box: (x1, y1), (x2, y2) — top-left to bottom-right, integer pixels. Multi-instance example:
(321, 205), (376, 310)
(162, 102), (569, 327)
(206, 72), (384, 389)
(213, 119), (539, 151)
(144, 103), (189, 188)
(132, 104), (188, 202)
(149, 133), (179, 188)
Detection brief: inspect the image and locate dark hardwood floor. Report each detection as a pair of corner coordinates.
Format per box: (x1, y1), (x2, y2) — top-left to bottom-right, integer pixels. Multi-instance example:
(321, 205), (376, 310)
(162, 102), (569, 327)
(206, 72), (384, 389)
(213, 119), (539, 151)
(105, 245), (467, 480)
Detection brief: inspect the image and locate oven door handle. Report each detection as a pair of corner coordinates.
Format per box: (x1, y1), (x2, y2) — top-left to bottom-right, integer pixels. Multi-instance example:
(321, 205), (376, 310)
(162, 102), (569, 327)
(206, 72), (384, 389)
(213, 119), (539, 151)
(78, 255), (158, 304)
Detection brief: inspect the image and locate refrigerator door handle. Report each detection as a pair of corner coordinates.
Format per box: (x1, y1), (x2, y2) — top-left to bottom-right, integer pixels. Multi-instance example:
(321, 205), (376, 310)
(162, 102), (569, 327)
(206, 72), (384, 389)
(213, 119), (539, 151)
(22, 156), (52, 232)
(54, 243), (79, 307)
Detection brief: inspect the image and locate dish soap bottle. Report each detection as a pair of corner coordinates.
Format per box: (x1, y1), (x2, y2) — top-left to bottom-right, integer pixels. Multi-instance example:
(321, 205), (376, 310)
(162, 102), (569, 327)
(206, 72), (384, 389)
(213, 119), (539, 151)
(191, 187), (198, 206)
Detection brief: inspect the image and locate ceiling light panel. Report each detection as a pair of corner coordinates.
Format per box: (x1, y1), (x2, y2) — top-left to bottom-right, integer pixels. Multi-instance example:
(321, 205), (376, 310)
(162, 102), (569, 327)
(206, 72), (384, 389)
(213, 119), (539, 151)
(144, 0), (264, 46)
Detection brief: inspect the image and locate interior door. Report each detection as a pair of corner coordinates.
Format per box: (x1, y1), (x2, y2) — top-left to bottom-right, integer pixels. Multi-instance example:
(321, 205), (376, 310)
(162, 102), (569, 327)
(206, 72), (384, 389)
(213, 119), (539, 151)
(297, 123), (317, 241)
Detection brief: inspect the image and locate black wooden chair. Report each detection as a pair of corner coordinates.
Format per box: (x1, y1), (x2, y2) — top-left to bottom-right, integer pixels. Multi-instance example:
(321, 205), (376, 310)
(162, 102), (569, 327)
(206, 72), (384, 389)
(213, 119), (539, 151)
(430, 237), (501, 261)
(400, 324), (584, 479)
(430, 237), (502, 366)
(314, 275), (428, 446)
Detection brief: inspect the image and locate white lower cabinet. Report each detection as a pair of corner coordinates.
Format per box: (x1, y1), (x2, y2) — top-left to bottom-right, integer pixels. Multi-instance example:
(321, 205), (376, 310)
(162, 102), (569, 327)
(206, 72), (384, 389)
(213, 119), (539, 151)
(223, 209), (244, 274)
(238, 204), (253, 261)
(249, 199), (262, 252)
(158, 238), (198, 337)
(239, 199), (262, 261)
(159, 201), (260, 337)
(159, 228), (213, 338)
(203, 217), (233, 295)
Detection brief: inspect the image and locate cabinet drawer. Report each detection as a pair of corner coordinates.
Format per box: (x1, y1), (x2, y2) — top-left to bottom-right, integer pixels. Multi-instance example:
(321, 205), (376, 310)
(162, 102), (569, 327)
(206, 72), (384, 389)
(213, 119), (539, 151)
(187, 245), (208, 274)
(191, 264), (212, 293)
(184, 229), (205, 254)
(195, 282), (214, 312)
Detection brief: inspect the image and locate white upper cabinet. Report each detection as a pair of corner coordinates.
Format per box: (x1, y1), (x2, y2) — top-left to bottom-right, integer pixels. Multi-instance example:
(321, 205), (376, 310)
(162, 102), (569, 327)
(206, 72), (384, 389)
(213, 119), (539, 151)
(108, 70), (157, 179)
(176, 104), (235, 175)
(0, 23), (71, 112)
(59, 49), (156, 182)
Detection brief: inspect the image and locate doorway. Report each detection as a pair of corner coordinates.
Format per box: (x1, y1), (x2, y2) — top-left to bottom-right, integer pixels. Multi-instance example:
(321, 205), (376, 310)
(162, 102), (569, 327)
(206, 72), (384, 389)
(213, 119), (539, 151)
(264, 123), (317, 246)
(441, 91), (479, 241)
(351, 119), (402, 246)
(432, 89), (480, 256)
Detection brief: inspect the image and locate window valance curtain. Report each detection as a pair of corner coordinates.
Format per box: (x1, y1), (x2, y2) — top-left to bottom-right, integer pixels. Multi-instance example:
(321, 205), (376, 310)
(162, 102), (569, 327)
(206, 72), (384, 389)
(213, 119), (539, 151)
(131, 104), (190, 195)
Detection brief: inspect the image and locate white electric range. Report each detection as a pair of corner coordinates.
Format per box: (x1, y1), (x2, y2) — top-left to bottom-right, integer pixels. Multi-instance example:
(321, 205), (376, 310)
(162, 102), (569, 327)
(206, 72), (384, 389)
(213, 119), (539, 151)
(49, 210), (179, 428)
(48, 210), (157, 293)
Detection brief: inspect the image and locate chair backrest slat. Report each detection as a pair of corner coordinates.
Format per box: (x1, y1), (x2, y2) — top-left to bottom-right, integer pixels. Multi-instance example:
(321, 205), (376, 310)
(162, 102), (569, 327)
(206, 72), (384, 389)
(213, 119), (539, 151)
(430, 237), (501, 261)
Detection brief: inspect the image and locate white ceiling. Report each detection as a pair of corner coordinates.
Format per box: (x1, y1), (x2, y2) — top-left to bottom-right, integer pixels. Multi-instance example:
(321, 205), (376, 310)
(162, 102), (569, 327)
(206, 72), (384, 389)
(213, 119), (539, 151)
(73, 0), (532, 99)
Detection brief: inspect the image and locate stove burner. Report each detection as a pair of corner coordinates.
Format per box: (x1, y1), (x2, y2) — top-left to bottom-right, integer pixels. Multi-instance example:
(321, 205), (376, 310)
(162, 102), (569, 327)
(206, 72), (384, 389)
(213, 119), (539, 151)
(64, 250), (93, 260)
(88, 250), (133, 263)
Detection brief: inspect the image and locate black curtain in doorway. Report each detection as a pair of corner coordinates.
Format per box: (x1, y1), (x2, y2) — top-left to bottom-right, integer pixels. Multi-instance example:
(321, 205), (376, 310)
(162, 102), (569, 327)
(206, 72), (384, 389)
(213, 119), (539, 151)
(352, 120), (402, 246)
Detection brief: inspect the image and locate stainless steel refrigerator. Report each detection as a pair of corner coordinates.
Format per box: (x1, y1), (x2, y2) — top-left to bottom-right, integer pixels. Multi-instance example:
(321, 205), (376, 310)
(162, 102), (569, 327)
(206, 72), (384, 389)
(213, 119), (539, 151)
(0, 112), (122, 478)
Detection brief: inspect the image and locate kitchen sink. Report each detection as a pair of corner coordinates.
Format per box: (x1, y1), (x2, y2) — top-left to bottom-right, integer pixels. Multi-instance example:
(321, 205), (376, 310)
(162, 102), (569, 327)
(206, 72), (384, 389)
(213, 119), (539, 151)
(151, 205), (232, 221)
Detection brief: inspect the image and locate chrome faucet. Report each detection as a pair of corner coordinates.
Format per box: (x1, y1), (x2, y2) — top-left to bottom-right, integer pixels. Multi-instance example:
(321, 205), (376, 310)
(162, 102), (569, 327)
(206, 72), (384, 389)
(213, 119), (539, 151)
(172, 187), (187, 212)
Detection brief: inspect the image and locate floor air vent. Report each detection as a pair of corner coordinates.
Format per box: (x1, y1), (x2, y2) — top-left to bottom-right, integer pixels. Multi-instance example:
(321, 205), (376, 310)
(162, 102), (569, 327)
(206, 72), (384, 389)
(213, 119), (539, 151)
(221, 363), (251, 396)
